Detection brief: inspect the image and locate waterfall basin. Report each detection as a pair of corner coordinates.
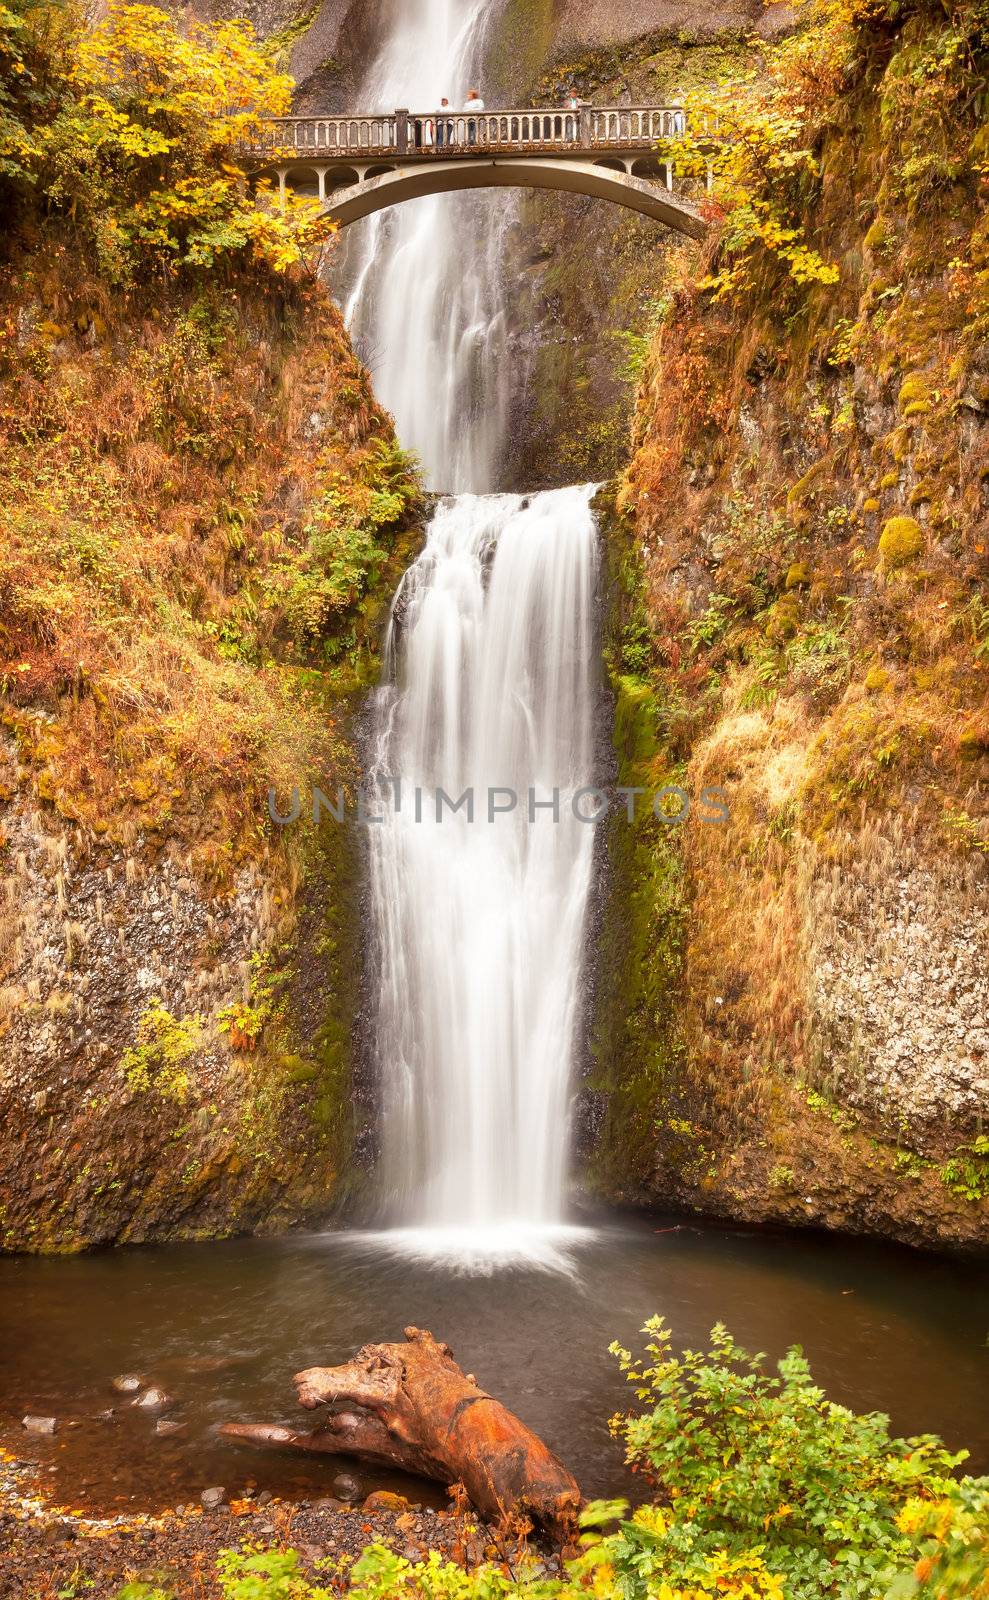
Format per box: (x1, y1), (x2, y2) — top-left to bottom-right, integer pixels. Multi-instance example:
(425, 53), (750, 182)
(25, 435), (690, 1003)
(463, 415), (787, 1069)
(1, 1212), (986, 1517)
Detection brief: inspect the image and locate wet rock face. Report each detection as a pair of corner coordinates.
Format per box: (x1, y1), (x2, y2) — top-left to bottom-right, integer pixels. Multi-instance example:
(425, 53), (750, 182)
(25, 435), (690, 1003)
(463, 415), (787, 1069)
(0, 748), (352, 1253)
(810, 839), (989, 1131)
(552, 0), (773, 50)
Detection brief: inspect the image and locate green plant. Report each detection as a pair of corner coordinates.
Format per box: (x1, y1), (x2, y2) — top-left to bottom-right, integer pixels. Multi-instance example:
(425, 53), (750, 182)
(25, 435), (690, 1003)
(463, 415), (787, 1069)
(688, 592), (738, 652)
(768, 1163), (795, 1189)
(111, 1584), (175, 1600)
(120, 1000), (203, 1101)
(3, 0), (329, 283)
(940, 1135), (989, 1203)
(216, 1548), (331, 1600)
(608, 1318), (971, 1600)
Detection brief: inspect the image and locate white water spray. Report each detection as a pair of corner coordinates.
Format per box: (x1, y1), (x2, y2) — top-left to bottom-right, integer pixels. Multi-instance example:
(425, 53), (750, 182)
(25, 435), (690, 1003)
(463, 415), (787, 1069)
(367, 487), (600, 1265)
(342, 0), (512, 491)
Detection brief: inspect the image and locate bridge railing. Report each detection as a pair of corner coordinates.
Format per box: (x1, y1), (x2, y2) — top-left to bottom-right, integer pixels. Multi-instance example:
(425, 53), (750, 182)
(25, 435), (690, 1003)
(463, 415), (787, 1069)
(249, 104), (710, 159)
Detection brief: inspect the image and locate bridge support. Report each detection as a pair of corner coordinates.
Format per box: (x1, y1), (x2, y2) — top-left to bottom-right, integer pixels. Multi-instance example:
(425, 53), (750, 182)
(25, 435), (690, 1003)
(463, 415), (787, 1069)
(314, 157), (706, 238)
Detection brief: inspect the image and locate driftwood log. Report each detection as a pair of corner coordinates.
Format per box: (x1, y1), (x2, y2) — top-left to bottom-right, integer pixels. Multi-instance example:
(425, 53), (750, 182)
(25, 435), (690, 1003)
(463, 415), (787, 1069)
(220, 1326), (582, 1541)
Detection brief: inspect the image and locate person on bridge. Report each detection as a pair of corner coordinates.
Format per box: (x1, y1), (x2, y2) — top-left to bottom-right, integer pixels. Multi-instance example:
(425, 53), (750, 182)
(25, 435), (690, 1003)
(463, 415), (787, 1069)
(464, 88), (484, 144)
(436, 97), (452, 148)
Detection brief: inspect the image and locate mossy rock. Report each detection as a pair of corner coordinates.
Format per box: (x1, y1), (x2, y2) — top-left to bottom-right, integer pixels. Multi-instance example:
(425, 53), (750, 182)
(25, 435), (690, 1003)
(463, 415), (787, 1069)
(281, 1054), (318, 1084)
(766, 598), (801, 641)
(864, 217), (889, 253)
(880, 471), (900, 491)
(784, 561), (812, 589)
(909, 480), (936, 506)
(959, 726), (989, 760)
(970, 125), (989, 162)
(879, 516), (924, 568)
(865, 665), (892, 693)
(897, 374), (930, 413)
(886, 426), (912, 463)
(613, 674), (658, 770)
(862, 497), (880, 513)
(903, 400), (931, 418)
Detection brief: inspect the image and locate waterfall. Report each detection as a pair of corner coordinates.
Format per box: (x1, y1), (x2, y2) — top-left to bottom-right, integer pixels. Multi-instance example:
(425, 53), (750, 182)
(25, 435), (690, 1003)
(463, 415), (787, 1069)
(341, 0), (512, 491)
(366, 486), (600, 1266)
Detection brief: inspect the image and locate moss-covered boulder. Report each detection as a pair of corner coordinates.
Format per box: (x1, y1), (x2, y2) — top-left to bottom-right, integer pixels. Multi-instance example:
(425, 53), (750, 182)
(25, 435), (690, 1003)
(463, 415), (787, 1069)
(959, 724), (989, 760)
(879, 515), (924, 568)
(785, 561), (813, 589)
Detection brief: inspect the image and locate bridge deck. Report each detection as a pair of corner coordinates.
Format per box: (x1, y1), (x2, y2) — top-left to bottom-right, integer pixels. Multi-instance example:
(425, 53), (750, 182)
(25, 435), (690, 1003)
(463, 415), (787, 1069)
(249, 104), (696, 163)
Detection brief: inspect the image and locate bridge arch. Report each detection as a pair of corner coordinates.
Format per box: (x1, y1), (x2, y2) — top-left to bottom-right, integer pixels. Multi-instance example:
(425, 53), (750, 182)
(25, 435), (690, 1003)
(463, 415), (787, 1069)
(275, 157), (706, 238)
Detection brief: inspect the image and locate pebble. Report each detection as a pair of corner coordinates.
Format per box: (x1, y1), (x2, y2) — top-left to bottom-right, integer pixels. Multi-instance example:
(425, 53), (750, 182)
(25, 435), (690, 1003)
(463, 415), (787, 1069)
(200, 1487), (226, 1510)
(110, 1375), (144, 1395)
(363, 1490), (412, 1513)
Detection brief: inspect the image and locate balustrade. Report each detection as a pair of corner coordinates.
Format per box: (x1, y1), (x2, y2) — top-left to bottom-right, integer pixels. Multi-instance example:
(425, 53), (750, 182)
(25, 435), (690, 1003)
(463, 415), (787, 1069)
(251, 104), (704, 160)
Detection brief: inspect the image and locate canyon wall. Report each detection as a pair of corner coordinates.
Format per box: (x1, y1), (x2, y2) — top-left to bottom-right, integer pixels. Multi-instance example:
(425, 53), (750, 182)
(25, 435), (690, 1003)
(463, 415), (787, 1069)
(588, 0), (989, 1250)
(0, 117), (421, 1247)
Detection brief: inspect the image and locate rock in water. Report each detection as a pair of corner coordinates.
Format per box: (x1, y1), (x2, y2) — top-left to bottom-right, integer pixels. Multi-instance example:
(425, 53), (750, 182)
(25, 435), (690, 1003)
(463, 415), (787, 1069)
(111, 1375), (144, 1394)
(21, 1415), (57, 1434)
(155, 1419), (186, 1437)
(133, 1386), (172, 1410)
(332, 1472), (361, 1502)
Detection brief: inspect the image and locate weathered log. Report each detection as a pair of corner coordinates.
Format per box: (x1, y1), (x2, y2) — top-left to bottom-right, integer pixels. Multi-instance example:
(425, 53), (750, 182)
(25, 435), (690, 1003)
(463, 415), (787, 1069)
(220, 1326), (582, 1541)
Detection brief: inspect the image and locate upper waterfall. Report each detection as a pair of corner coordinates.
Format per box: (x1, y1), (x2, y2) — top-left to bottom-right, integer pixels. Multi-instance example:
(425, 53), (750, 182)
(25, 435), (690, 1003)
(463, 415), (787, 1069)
(340, 0), (512, 492)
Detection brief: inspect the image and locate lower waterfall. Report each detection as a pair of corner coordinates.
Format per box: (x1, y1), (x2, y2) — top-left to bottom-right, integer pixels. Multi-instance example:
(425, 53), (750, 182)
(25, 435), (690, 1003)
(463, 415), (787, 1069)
(366, 485), (600, 1266)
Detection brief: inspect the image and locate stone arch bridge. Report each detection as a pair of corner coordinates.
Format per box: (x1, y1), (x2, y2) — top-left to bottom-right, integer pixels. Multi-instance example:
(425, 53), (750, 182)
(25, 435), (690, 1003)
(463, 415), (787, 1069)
(248, 105), (711, 238)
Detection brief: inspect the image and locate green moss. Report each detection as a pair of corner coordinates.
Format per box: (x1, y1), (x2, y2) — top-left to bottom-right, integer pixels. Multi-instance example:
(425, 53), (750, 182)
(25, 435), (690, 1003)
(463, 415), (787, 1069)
(282, 1056), (317, 1084)
(862, 497), (881, 513)
(897, 374), (930, 412)
(879, 515), (924, 567)
(865, 665), (892, 692)
(785, 561), (813, 589)
(613, 674), (659, 767)
(959, 725), (989, 760)
(880, 471), (900, 490)
(766, 596), (801, 641)
(587, 491), (688, 1199)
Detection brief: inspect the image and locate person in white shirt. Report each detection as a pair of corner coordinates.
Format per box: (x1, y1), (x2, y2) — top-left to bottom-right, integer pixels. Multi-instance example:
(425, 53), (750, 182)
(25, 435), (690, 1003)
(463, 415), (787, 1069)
(464, 88), (484, 144)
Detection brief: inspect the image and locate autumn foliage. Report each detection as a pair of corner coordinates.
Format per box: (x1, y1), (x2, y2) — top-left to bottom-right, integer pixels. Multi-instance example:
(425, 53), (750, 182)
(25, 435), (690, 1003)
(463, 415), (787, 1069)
(1, 0), (328, 279)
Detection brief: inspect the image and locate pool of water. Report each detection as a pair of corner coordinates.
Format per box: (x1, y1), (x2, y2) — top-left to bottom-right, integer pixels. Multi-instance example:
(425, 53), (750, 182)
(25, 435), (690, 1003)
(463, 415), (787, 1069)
(1, 1214), (987, 1515)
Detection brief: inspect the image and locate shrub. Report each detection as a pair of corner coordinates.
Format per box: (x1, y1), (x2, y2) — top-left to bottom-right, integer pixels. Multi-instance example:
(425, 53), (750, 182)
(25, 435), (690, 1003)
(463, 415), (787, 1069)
(607, 1318), (976, 1600)
(205, 1323), (988, 1600)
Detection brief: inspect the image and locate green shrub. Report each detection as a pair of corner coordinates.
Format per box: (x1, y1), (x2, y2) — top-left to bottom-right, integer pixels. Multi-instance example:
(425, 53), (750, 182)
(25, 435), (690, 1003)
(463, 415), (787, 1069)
(607, 1318), (975, 1600)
